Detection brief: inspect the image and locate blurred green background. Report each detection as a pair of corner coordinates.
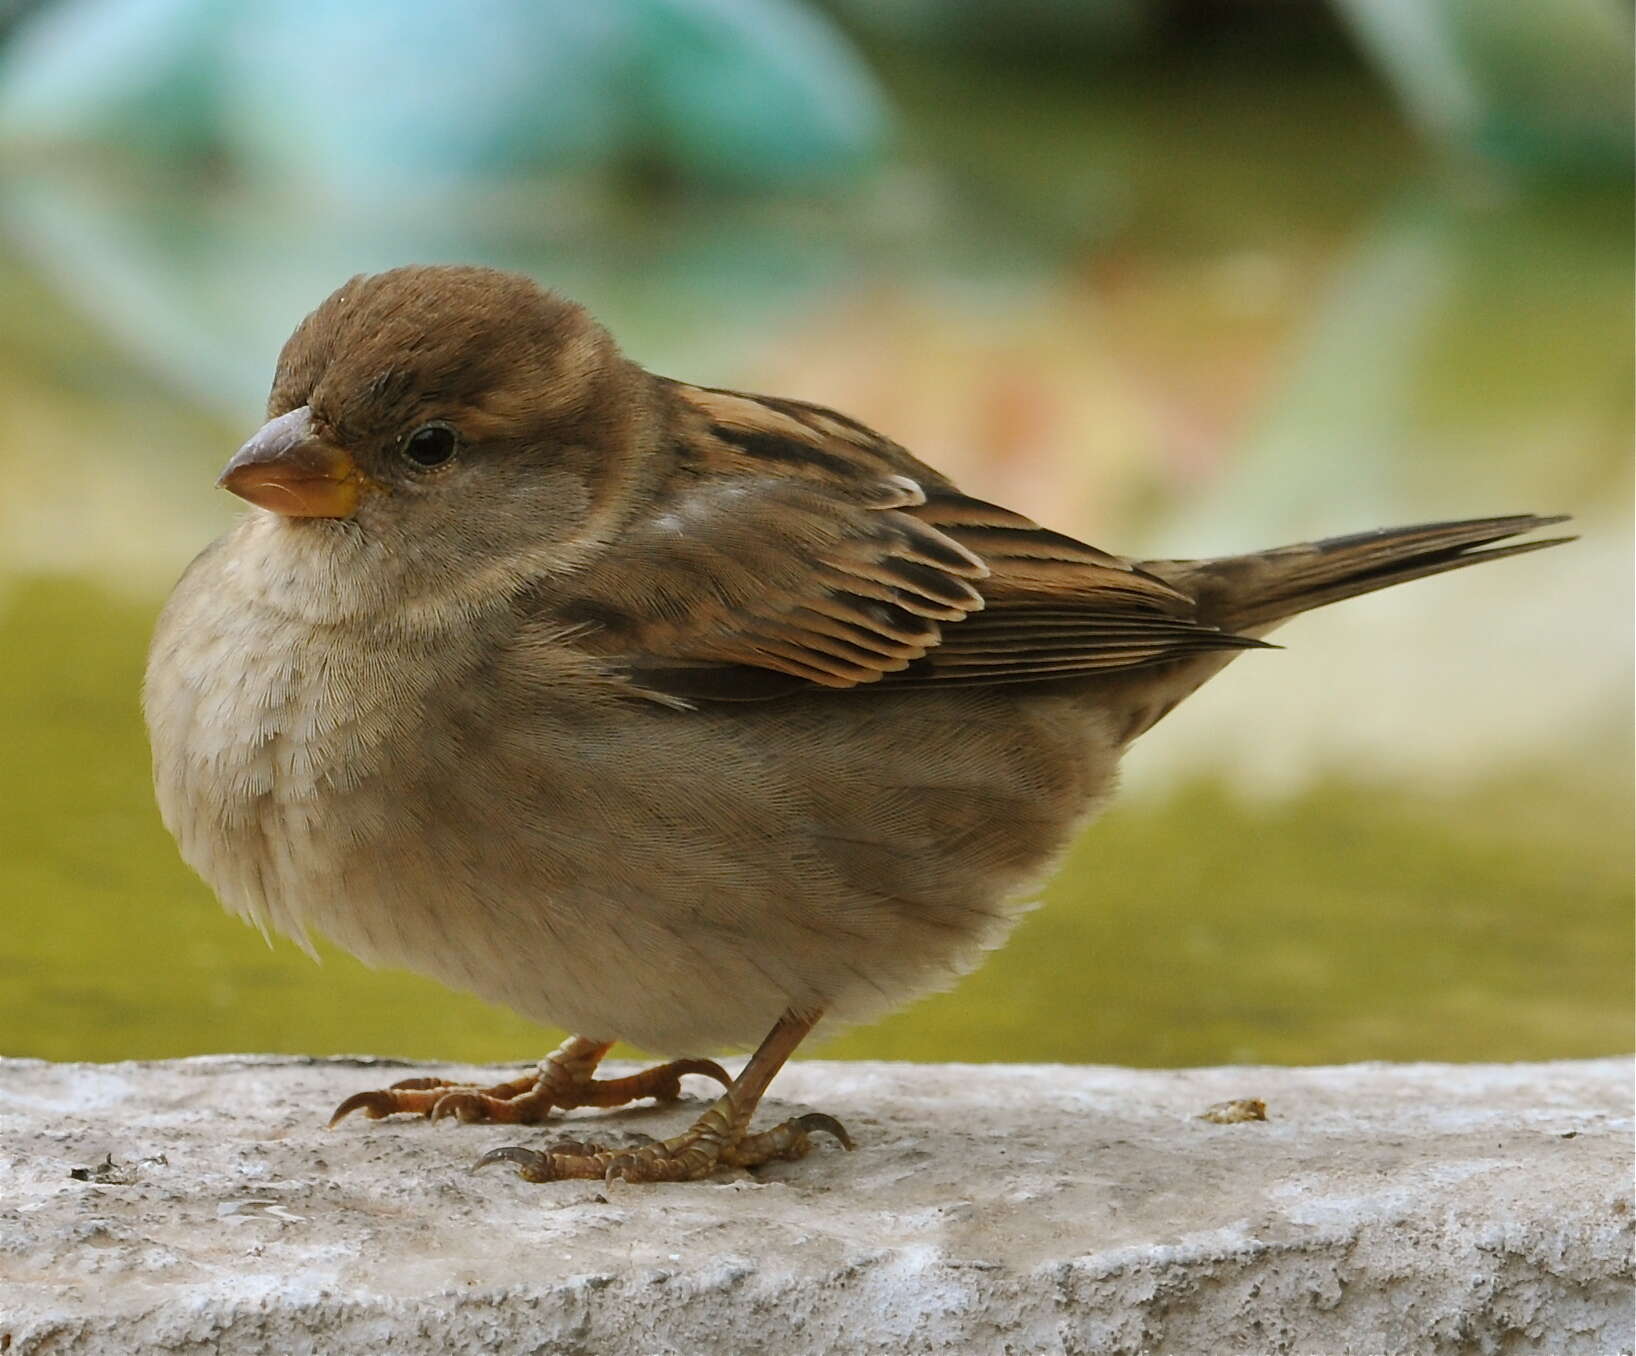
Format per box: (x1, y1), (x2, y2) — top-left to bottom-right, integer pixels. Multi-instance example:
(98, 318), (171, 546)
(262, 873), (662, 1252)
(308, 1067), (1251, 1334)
(0, 0), (1629, 1068)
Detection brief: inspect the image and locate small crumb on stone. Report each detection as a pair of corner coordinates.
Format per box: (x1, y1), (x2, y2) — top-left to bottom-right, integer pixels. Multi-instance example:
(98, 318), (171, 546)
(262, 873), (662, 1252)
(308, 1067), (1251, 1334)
(68, 1153), (139, 1185)
(1199, 1098), (1268, 1124)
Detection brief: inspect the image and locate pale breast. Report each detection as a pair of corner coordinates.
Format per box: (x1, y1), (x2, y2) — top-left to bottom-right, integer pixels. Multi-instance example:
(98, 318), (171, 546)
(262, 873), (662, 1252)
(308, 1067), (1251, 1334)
(144, 540), (457, 949)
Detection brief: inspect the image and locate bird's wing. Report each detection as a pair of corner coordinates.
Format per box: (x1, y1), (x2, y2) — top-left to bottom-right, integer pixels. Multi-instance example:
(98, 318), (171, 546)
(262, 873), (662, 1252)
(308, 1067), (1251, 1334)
(887, 490), (1266, 686)
(556, 385), (1263, 699)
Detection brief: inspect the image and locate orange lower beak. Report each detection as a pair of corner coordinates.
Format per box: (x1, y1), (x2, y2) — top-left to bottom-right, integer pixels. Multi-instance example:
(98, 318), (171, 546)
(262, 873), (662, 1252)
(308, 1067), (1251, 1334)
(218, 406), (370, 518)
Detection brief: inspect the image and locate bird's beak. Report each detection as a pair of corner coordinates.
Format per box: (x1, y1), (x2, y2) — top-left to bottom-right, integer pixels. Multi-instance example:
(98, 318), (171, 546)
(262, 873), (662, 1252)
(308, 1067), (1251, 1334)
(217, 406), (370, 518)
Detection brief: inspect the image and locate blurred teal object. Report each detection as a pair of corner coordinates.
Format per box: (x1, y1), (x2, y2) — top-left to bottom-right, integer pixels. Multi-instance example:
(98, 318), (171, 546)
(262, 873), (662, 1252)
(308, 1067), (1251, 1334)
(637, 0), (887, 187)
(0, 0), (889, 196)
(1331, 0), (1633, 178)
(829, 0), (1153, 55)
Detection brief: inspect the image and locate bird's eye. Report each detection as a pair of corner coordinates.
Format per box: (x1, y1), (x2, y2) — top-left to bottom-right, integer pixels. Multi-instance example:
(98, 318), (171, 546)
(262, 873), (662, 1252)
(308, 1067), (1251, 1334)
(401, 422), (459, 469)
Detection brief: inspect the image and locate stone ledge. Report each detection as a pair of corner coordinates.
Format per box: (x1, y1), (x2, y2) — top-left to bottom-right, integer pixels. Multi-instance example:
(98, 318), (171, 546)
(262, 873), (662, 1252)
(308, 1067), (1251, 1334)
(1, 1055), (1630, 1355)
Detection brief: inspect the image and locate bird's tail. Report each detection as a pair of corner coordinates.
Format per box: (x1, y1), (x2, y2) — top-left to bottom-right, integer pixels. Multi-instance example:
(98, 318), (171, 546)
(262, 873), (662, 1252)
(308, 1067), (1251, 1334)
(1142, 514), (1573, 636)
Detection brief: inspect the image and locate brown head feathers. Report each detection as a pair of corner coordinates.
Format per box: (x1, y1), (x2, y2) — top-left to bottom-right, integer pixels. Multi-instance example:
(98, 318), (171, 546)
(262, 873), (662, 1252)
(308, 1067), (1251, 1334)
(269, 265), (634, 460)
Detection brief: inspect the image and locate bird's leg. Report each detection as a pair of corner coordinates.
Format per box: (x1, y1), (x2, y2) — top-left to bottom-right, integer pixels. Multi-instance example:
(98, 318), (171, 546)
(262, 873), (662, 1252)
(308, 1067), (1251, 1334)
(474, 1009), (852, 1183)
(328, 1034), (731, 1127)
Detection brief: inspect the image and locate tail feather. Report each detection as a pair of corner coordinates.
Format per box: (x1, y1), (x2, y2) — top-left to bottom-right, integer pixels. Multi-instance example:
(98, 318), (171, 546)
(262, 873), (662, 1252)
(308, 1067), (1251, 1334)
(1145, 514), (1573, 635)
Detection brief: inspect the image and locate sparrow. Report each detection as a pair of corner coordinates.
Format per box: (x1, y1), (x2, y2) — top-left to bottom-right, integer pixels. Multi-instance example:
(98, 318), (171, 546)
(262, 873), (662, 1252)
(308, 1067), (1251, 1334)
(144, 265), (1569, 1184)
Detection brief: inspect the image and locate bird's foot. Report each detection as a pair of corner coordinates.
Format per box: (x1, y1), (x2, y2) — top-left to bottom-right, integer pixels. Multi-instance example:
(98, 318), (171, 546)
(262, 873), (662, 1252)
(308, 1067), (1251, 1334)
(473, 1100), (853, 1183)
(335, 1009), (844, 1184)
(328, 1036), (731, 1127)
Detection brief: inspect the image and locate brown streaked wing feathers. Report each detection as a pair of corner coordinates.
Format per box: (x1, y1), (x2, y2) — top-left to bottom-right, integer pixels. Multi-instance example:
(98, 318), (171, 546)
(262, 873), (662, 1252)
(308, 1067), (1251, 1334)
(561, 471), (987, 689)
(569, 385), (1262, 699)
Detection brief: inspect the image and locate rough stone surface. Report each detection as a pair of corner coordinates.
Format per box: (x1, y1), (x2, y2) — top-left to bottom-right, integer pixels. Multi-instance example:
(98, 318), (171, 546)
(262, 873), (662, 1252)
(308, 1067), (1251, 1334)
(1, 1055), (1630, 1355)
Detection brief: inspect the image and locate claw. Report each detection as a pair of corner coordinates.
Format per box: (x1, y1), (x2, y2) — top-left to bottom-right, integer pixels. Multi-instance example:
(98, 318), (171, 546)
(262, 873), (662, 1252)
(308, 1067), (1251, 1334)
(544, 1137), (604, 1156)
(328, 1089), (403, 1126)
(428, 1092), (480, 1123)
(472, 1145), (554, 1181)
(669, 1059), (734, 1092)
(792, 1112), (854, 1150)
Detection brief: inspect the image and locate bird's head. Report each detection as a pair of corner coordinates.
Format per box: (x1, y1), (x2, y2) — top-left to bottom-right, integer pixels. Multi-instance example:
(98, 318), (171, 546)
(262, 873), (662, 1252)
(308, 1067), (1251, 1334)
(219, 266), (653, 589)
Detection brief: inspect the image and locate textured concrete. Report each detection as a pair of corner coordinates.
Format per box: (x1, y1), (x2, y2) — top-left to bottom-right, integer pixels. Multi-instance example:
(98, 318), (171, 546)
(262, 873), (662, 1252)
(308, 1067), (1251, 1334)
(1, 1055), (1631, 1355)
